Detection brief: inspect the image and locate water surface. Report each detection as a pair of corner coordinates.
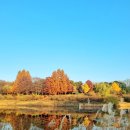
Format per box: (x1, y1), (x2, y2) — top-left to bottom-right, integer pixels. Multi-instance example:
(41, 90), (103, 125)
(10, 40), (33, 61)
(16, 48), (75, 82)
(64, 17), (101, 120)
(0, 107), (129, 130)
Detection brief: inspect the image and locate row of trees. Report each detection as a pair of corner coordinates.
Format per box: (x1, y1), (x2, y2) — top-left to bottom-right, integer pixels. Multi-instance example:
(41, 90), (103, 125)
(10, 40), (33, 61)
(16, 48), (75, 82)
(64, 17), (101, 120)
(0, 69), (74, 95)
(0, 69), (130, 96)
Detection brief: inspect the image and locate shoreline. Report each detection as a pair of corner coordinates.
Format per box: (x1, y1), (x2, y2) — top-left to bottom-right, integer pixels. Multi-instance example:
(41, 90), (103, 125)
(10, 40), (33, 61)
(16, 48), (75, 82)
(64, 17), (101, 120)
(0, 94), (103, 108)
(0, 94), (129, 109)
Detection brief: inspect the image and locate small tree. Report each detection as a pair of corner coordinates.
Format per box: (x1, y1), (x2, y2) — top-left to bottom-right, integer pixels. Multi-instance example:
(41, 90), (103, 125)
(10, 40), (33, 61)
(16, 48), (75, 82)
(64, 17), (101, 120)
(81, 84), (90, 94)
(86, 80), (93, 91)
(112, 82), (121, 94)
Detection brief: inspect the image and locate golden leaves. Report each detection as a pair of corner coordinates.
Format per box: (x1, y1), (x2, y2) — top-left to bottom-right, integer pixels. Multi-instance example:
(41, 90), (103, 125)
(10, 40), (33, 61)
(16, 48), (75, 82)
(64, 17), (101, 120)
(112, 82), (121, 93)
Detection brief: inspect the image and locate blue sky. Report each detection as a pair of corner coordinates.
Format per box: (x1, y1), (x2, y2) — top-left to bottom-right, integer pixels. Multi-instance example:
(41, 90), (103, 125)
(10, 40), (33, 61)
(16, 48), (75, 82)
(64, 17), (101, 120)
(0, 0), (130, 82)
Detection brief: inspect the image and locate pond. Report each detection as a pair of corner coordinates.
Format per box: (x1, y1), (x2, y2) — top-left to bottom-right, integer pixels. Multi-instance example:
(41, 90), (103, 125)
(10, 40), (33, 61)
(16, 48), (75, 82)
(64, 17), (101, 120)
(0, 106), (129, 130)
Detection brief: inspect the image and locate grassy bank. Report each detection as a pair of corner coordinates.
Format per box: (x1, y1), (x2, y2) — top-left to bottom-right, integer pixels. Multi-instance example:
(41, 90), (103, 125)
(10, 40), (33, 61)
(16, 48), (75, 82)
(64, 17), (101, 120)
(0, 94), (103, 108)
(0, 94), (129, 108)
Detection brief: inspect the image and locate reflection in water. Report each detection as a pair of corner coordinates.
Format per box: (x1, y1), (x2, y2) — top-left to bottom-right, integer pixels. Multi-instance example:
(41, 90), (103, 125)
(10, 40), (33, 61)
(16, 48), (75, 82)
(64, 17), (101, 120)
(0, 123), (13, 130)
(92, 102), (129, 130)
(59, 114), (71, 130)
(0, 107), (129, 130)
(29, 123), (42, 130)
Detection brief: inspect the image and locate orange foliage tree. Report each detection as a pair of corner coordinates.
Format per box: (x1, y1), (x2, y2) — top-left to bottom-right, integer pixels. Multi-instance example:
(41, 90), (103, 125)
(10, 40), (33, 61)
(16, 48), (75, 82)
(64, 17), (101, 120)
(43, 69), (73, 95)
(13, 70), (32, 94)
(86, 80), (93, 91)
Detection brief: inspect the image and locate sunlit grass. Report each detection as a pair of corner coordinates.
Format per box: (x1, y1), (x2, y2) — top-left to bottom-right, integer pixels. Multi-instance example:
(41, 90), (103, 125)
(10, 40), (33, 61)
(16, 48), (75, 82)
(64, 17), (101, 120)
(0, 94), (102, 108)
(0, 94), (129, 109)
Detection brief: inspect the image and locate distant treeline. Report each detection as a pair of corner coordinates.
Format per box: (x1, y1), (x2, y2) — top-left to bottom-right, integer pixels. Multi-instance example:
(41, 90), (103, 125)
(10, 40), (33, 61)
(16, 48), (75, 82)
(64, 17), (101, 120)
(0, 69), (130, 96)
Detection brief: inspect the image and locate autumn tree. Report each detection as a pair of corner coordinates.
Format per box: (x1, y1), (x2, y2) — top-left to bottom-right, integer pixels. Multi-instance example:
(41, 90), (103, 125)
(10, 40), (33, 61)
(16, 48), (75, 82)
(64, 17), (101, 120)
(44, 69), (73, 95)
(13, 70), (32, 94)
(81, 80), (95, 95)
(81, 83), (90, 94)
(115, 81), (127, 94)
(43, 77), (57, 95)
(86, 80), (94, 91)
(112, 82), (121, 94)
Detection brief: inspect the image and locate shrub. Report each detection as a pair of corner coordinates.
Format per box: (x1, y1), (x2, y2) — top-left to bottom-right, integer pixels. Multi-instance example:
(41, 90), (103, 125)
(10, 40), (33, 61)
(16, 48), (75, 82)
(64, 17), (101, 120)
(104, 96), (119, 105)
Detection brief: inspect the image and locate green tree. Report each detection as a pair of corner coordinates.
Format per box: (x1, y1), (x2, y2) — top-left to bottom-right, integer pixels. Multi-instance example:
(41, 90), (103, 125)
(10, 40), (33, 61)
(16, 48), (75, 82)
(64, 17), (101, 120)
(70, 80), (83, 93)
(95, 82), (112, 97)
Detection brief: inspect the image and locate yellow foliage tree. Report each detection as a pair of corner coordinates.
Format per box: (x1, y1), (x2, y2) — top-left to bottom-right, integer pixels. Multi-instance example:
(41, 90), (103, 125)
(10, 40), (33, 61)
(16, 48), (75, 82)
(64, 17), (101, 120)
(82, 84), (90, 94)
(112, 82), (121, 93)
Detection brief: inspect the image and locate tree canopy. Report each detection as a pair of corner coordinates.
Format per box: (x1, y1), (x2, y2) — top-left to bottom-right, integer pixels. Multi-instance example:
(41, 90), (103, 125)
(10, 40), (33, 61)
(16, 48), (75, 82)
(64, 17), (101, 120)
(0, 69), (130, 96)
(13, 70), (32, 94)
(43, 69), (73, 95)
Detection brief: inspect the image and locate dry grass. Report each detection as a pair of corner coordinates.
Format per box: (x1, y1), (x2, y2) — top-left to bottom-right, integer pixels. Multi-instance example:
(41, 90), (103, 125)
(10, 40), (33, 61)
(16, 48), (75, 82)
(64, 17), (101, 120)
(0, 94), (129, 108)
(0, 94), (103, 108)
(118, 102), (130, 109)
(0, 94), (103, 101)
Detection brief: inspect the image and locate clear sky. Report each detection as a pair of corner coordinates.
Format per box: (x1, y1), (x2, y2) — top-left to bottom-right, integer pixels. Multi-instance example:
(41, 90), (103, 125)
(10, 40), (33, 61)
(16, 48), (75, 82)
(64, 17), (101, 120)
(0, 0), (130, 82)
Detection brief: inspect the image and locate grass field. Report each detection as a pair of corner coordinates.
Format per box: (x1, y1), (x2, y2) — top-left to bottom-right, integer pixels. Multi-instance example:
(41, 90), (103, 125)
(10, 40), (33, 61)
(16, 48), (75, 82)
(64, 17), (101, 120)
(0, 94), (129, 108)
(0, 94), (103, 108)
